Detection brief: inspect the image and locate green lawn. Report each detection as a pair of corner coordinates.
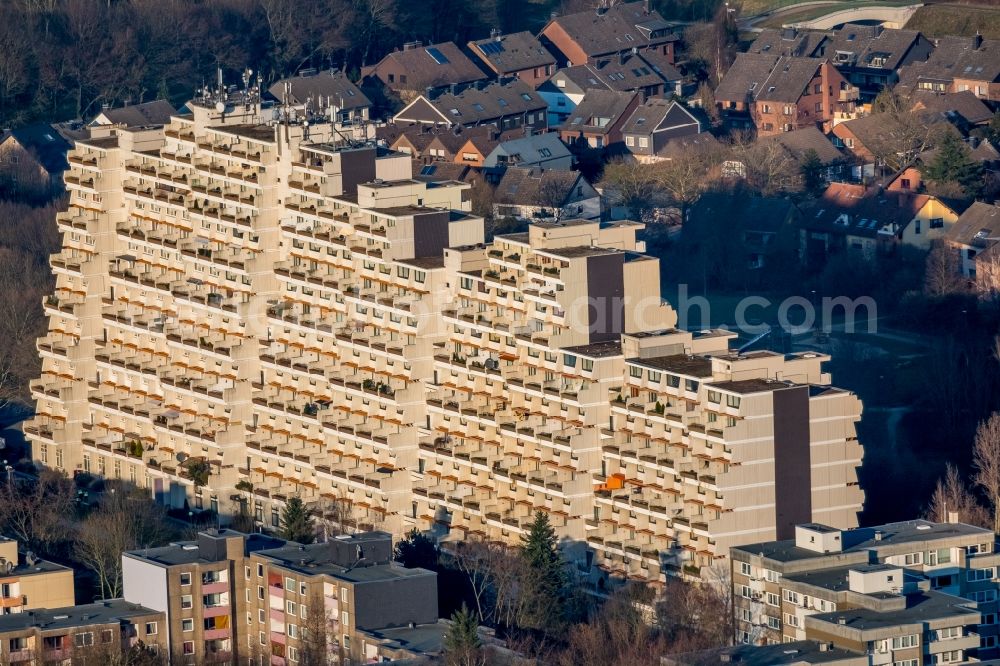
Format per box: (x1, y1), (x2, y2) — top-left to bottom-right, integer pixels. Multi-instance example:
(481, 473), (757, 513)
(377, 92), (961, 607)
(905, 4), (1000, 38)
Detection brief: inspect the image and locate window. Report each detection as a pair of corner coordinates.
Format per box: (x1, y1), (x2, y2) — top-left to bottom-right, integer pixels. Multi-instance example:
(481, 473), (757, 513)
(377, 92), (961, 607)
(968, 567), (994, 582)
(766, 592), (779, 606)
(286, 577), (296, 591)
(893, 661), (918, 666)
(625, 136), (635, 147)
(784, 590), (800, 604)
(181, 595), (193, 609)
(288, 623), (299, 639)
(288, 646), (300, 662)
(287, 601), (297, 615)
(767, 616), (781, 630)
(708, 390), (721, 404)
(183, 641), (195, 655)
(739, 562), (751, 576)
(145, 622), (158, 635)
(903, 552), (923, 566)
(74, 633), (94, 647)
(182, 619), (194, 632)
(930, 218), (944, 229)
(638, 137), (648, 148)
(891, 634), (917, 649)
(783, 613), (800, 627)
(179, 572), (191, 586)
(938, 650), (962, 663)
(101, 630), (112, 644)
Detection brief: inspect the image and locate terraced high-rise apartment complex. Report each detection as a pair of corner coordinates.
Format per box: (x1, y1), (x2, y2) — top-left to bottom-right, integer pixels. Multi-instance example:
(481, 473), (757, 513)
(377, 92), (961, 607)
(27, 93), (864, 585)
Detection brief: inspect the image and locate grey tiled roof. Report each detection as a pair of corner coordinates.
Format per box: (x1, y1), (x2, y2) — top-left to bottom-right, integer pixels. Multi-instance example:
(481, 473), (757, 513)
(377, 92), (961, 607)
(469, 31), (555, 74)
(715, 53), (824, 104)
(542, 1), (678, 58)
(561, 89), (638, 135)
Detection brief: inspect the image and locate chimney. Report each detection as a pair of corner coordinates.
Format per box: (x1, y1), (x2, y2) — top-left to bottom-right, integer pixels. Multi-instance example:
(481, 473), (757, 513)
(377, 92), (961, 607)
(947, 510), (959, 524)
(974, 32), (983, 49)
(874, 530), (883, 541)
(491, 28), (501, 41)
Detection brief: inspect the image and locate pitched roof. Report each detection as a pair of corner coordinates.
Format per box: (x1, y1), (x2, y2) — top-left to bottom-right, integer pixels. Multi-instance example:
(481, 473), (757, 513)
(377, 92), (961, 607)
(395, 79), (545, 126)
(268, 71), (370, 111)
(542, 1), (678, 58)
(802, 182), (929, 238)
(557, 50), (681, 94)
(898, 35), (1000, 89)
(411, 159), (476, 184)
(763, 126), (844, 164)
(490, 132), (572, 165)
(654, 132), (721, 159)
(468, 31), (556, 75)
(494, 166), (585, 206)
(3, 123), (72, 173)
(946, 201), (1000, 246)
(561, 89), (638, 135)
(747, 27), (827, 58)
(426, 125), (500, 154)
(910, 89), (993, 125)
(715, 54), (824, 104)
(367, 41), (487, 91)
(92, 100), (176, 127)
(822, 23), (924, 71)
(621, 99), (699, 135)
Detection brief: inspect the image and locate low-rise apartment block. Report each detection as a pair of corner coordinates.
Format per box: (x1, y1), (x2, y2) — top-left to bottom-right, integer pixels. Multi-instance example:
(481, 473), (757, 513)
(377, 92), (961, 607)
(731, 520), (1000, 662)
(0, 599), (166, 664)
(27, 82), (866, 588)
(0, 537), (75, 614)
(123, 529), (439, 665)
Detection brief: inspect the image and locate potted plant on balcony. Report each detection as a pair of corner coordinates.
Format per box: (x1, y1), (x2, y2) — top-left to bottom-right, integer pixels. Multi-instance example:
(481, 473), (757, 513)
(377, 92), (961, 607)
(185, 459), (212, 488)
(127, 440), (145, 458)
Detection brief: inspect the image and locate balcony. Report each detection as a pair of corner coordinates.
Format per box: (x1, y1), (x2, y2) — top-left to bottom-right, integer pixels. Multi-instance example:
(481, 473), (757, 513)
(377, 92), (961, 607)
(838, 86), (860, 102)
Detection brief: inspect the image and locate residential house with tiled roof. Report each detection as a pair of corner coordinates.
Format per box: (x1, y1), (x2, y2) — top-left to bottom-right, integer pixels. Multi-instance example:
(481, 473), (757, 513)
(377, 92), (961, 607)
(748, 24), (932, 100)
(537, 50), (681, 125)
(910, 89), (994, 128)
(715, 54), (855, 136)
(898, 35), (1000, 102)
(483, 132), (574, 170)
(539, 1), (679, 67)
(0, 123), (73, 199)
(800, 182), (961, 263)
(393, 79), (547, 132)
(361, 41), (488, 103)
(620, 99), (702, 163)
(468, 31), (557, 87)
(946, 201), (1000, 286)
(268, 70), (371, 124)
(558, 89), (641, 153)
(492, 167), (599, 221)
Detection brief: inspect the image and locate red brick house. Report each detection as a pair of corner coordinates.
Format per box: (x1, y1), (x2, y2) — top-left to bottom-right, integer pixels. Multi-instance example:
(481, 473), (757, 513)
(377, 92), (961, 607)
(898, 35), (1000, 102)
(558, 89), (641, 153)
(538, 1), (678, 67)
(360, 41), (487, 103)
(715, 54), (856, 136)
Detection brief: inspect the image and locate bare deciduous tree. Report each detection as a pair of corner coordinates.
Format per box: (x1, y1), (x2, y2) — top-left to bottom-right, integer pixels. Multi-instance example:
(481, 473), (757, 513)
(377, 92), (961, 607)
(926, 463), (990, 528)
(974, 413), (1000, 534)
(75, 486), (175, 598)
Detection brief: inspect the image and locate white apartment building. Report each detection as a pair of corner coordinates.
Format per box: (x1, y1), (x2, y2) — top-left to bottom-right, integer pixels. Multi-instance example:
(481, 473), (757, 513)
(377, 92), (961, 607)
(27, 89), (865, 586)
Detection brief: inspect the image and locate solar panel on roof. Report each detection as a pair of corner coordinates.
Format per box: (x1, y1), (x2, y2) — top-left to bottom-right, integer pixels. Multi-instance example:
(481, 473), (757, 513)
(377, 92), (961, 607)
(480, 41), (505, 56)
(426, 47), (450, 65)
(420, 165), (436, 175)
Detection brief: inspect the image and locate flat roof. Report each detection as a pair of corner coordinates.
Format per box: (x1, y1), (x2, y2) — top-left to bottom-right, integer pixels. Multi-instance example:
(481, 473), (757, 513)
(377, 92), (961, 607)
(808, 591), (978, 632)
(125, 532), (283, 566)
(365, 622), (449, 655)
(209, 124), (276, 143)
(561, 341), (623, 359)
(255, 542), (435, 583)
(666, 639), (865, 666)
(708, 378), (793, 394)
(628, 354), (713, 377)
(0, 600), (158, 633)
(397, 256), (445, 269)
(539, 245), (621, 259)
(734, 520), (992, 563)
